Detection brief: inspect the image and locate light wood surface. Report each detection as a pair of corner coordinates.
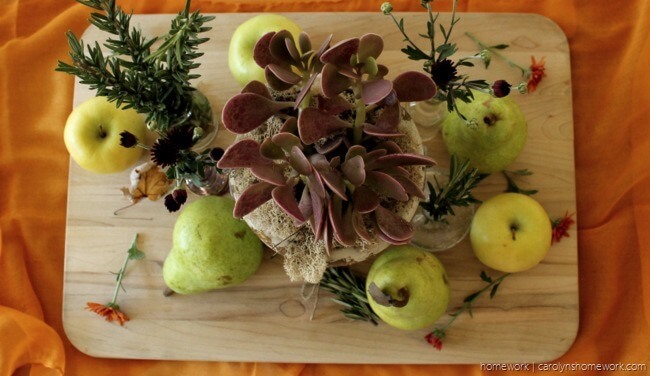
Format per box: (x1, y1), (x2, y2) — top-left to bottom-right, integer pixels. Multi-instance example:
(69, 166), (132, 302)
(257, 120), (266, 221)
(63, 12), (577, 363)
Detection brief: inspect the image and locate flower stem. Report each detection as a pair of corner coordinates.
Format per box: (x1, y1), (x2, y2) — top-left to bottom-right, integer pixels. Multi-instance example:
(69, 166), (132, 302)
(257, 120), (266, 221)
(110, 234), (139, 305)
(438, 272), (511, 332)
(465, 32), (530, 78)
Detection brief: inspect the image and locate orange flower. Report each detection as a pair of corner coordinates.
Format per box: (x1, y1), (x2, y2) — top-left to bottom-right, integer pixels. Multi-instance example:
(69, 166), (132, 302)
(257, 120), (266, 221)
(424, 331), (444, 351)
(86, 302), (130, 326)
(527, 56), (546, 92)
(551, 212), (575, 244)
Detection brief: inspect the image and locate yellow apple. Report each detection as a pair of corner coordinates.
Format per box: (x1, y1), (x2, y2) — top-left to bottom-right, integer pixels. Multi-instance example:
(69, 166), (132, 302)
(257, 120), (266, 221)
(470, 193), (552, 273)
(366, 246), (450, 330)
(64, 96), (147, 174)
(228, 14), (302, 86)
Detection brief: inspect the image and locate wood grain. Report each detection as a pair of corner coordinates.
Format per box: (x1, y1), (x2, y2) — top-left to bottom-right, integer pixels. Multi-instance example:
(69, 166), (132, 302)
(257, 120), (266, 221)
(63, 12), (577, 363)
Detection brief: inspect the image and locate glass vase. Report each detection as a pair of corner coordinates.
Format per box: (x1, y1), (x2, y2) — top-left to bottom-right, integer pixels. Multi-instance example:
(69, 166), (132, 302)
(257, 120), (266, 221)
(149, 89), (218, 150)
(408, 97), (448, 142)
(185, 165), (229, 196)
(410, 168), (475, 252)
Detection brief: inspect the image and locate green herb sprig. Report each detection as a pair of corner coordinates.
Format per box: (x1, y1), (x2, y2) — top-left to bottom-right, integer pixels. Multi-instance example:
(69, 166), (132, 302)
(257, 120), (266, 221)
(419, 155), (489, 222)
(56, 0), (214, 133)
(320, 267), (379, 325)
(503, 169), (538, 196)
(426, 271), (510, 350)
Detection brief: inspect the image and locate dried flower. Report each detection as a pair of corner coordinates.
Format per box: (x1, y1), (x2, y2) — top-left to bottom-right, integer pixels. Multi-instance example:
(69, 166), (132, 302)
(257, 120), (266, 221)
(86, 302), (130, 326)
(119, 131), (139, 148)
(424, 330), (444, 350)
(552, 212), (575, 244)
(491, 80), (511, 98)
(86, 234), (144, 326)
(527, 56), (546, 92)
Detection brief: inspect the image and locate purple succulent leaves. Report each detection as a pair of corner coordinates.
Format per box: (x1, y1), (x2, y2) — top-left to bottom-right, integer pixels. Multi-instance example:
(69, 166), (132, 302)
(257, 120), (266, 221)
(251, 163), (287, 186)
(218, 140), (286, 186)
(361, 78), (393, 104)
(217, 139), (272, 169)
(233, 181), (276, 218)
(351, 210), (374, 242)
(374, 205), (414, 244)
(316, 94), (354, 115)
(289, 145), (312, 175)
(320, 37), (359, 66)
(357, 33), (384, 62)
(341, 155), (366, 187)
(328, 196), (356, 247)
(392, 71), (438, 103)
(272, 184), (306, 223)
(297, 107), (352, 145)
(241, 80), (272, 99)
(321, 63), (354, 98)
(352, 185), (380, 213)
(365, 153), (436, 171)
(253, 32), (282, 68)
(266, 64), (302, 86)
(294, 72), (319, 109)
(221, 93), (294, 134)
(365, 170), (408, 202)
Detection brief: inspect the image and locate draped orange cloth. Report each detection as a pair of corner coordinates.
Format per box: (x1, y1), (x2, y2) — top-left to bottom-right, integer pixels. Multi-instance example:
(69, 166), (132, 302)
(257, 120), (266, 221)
(1, 0), (649, 375)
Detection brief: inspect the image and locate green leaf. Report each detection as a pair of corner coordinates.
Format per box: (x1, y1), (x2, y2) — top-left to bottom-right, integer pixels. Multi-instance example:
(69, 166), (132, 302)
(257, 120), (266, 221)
(490, 44), (509, 50)
(490, 283), (500, 299)
(127, 234), (145, 260)
(480, 270), (492, 283)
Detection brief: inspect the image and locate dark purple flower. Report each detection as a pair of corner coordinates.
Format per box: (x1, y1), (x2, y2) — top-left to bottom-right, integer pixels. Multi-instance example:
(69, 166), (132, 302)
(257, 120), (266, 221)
(172, 189), (187, 205)
(210, 147), (225, 161)
(430, 59), (457, 89)
(166, 125), (195, 150)
(491, 80), (512, 98)
(119, 131), (138, 148)
(151, 139), (180, 168)
(164, 193), (182, 212)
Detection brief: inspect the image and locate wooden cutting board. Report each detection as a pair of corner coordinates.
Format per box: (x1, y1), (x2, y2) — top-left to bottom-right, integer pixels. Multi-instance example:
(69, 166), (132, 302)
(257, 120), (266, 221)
(63, 12), (577, 363)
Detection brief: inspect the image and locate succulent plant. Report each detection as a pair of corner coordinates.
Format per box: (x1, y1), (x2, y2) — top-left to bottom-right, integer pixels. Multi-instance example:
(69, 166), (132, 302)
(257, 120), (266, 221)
(218, 30), (438, 254)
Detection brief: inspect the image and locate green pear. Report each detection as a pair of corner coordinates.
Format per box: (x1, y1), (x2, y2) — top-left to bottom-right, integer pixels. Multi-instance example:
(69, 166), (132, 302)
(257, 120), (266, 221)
(366, 245), (450, 330)
(442, 90), (527, 173)
(163, 196), (263, 294)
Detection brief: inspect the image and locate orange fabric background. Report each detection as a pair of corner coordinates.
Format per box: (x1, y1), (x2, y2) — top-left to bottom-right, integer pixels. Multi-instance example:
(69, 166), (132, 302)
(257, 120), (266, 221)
(1, 0), (649, 375)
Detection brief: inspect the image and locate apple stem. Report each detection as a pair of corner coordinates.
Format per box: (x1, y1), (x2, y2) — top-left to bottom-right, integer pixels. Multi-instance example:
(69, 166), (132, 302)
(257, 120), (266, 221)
(98, 124), (107, 139)
(510, 225), (518, 240)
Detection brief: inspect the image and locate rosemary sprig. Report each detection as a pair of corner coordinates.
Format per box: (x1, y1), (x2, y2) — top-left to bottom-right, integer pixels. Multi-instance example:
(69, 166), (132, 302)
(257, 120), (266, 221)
(503, 169), (538, 196)
(320, 267), (379, 325)
(426, 271), (510, 350)
(56, 0), (214, 133)
(419, 155), (489, 222)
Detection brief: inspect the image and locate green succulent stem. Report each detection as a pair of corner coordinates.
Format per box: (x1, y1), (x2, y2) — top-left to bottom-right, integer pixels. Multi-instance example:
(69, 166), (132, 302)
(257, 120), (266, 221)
(352, 83), (366, 145)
